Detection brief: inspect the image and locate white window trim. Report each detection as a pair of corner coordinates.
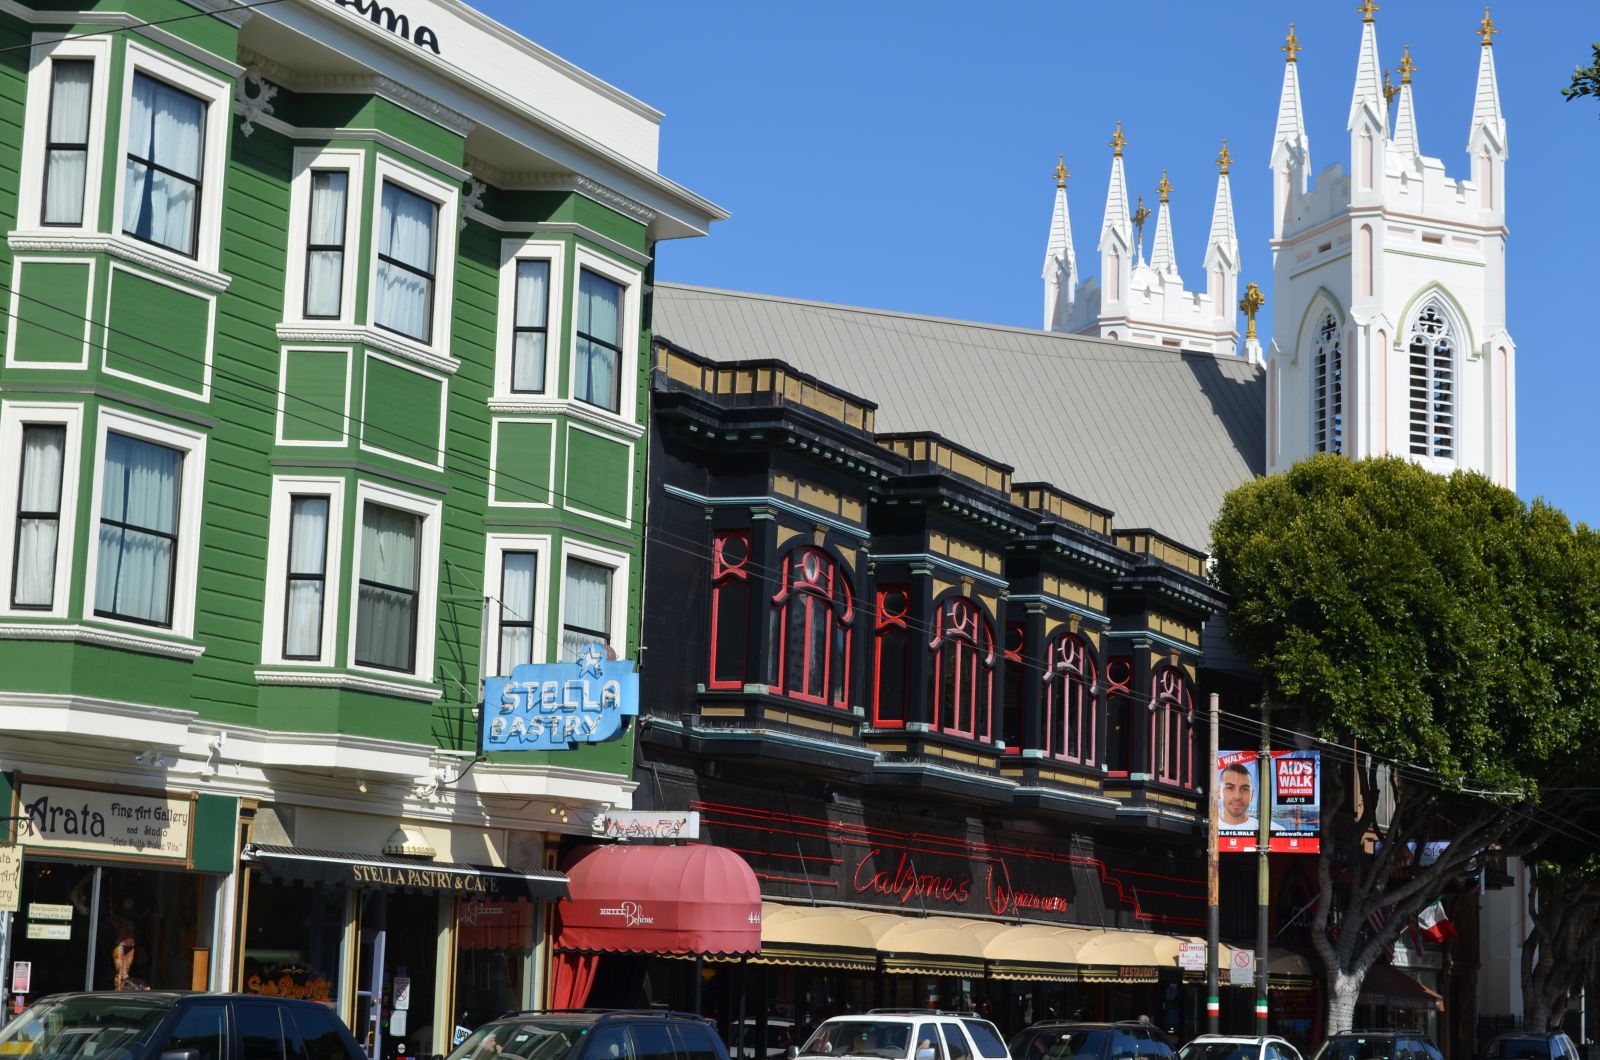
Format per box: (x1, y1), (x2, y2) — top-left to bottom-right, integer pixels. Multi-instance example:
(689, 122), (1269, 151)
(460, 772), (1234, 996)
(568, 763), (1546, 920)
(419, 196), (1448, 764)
(483, 532), (553, 677)
(568, 245), (642, 425)
(283, 147), (366, 328)
(494, 237), (566, 401)
(347, 480), (441, 682)
(82, 406), (207, 639)
(274, 344), (353, 447)
(260, 475), (346, 667)
(110, 41), (233, 273)
(0, 401), (85, 619)
(558, 538), (631, 661)
(365, 154), (458, 358)
(17, 33), (112, 235)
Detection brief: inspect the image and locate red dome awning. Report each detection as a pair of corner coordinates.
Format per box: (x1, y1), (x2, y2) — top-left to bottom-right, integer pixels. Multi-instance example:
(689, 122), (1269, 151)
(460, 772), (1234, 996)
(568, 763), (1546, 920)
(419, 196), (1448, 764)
(556, 843), (762, 956)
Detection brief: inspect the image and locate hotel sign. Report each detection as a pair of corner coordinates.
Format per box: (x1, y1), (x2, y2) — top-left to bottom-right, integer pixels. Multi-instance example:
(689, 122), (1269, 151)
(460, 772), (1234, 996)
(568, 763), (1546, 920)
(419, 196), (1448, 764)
(483, 645), (639, 752)
(15, 782), (193, 864)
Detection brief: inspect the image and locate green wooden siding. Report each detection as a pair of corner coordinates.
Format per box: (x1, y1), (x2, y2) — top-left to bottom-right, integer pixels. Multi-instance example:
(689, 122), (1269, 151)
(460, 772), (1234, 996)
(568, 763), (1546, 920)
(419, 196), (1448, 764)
(102, 267), (213, 394)
(280, 348), (351, 442)
(361, 354), (444, 466)
(492, 420), (555, 505)
(11, 259), (93, 363)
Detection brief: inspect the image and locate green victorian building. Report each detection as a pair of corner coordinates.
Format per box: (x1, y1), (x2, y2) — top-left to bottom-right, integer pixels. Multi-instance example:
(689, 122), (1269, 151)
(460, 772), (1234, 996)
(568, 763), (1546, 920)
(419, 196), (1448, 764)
(0, 0), (722, 1047)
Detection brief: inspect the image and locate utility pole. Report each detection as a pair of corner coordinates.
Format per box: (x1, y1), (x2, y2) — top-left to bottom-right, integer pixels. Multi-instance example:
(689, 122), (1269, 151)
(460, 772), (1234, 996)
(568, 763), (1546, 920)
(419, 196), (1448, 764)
(1206, 692), (1220, 1033)
(1256, 704), (1271, 1032)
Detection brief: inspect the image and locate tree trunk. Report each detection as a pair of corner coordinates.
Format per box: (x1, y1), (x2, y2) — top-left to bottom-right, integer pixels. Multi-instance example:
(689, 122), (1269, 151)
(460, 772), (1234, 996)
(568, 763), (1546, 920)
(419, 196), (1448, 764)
(1326, 971), (1362, 1035)
(1527, 997), (1553, 1034)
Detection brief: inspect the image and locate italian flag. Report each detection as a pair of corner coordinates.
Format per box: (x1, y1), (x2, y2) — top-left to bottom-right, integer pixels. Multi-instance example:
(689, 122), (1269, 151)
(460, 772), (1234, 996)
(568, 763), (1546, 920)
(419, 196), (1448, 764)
(1417, 900), (1456, 943)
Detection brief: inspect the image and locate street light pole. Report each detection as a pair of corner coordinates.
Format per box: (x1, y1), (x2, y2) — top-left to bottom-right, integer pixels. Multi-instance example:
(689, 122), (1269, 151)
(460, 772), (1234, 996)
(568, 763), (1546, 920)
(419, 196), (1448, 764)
(1206, 692), (1220, 1033)
(1256, 705), (1271, 1032)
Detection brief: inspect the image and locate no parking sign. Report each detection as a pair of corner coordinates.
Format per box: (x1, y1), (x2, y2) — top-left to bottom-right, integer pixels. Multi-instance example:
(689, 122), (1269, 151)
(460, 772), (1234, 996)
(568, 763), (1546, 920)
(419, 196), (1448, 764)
(1232, 948), (1256, 987)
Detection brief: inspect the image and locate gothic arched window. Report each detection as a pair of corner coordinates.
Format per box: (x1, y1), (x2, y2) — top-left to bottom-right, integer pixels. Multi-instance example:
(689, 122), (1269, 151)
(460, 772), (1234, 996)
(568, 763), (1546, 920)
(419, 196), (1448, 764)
(1043, 632), (1097, 765)
(1312, 311), (1344, 454)
(1149, 666), (1195, 788)
(930, 596), (995, 741)
(1408, 301), (1457, 459)
(768, 547), (853, 709)
(708, 530), (750, 689)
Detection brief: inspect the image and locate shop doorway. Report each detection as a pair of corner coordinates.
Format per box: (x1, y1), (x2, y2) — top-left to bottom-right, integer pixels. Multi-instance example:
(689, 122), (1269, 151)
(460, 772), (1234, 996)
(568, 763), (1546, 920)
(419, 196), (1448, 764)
(355, 890), (439, 1060)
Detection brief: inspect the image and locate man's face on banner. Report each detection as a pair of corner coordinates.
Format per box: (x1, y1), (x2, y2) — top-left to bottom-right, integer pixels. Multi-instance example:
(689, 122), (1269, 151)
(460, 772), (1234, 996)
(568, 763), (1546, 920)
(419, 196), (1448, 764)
(1220, 764), (1253, 824)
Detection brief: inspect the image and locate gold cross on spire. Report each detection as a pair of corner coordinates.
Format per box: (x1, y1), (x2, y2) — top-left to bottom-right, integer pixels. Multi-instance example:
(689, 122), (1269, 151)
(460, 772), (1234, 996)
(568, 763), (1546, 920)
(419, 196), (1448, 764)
(1054, 154), (1069, 188)
(1132, 195), (1151, 247)
(1110, 121), (1127, 158)
(1358, 0), (1379, 23)
(1157, 169), (1172, 204)
(1240, 282), (1265, 341)
(1478, 6), (1498, 46)
(1383, 68), (1399, 106)
(1216, 139), (1233, 175)
(1399, 44), (1416, 84)
(1282, 22), (1302, 63)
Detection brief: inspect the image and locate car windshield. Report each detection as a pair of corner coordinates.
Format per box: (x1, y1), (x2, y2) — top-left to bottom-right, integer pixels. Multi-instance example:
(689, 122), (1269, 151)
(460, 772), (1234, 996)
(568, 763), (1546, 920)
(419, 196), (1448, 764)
(446, 1021), (588, 1060)
(1486, 1041), (1549, 1060)
(0, 996), (170, 1060)
(799, 1022), (912, 1059)
(1180, 1044), (1258, 1060)
(1315, 1040), (1399, 1060)
(1013, 1031), (1109, 1060)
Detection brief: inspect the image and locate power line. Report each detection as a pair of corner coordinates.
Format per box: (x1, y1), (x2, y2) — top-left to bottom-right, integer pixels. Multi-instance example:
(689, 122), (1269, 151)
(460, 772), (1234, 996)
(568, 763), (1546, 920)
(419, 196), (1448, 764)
(0, 0), (292, 56)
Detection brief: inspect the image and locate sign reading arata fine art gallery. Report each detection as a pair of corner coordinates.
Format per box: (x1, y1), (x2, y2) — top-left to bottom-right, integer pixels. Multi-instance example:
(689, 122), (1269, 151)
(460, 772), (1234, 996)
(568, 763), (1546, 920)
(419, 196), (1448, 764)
(15, 782), (193, 862)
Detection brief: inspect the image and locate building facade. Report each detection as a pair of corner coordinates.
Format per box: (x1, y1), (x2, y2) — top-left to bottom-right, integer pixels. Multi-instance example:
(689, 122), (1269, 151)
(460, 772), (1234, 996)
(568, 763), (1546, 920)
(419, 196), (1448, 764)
(0, 0), (720, 1050)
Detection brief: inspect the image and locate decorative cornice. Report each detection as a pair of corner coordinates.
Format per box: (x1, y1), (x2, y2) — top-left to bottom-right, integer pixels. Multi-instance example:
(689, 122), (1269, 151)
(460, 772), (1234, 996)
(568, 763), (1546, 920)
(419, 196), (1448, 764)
(237, 48), (474, 137)
(0, 623), (206, 660)
(236, 66), (278, 138)
(254, 669), (443, 703)
(464, 157), (657, 226)
(179, 0), (251, 28)
(277, 324), (459, 377)
(488, 398), (645, 439)
(463, 215), (652, 267)
(8, 232), (231, 293)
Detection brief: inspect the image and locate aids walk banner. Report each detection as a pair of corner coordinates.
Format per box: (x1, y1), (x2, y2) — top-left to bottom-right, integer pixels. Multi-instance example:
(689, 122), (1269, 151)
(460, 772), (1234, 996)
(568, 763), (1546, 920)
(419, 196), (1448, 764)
(1216, 749), (1320, 853)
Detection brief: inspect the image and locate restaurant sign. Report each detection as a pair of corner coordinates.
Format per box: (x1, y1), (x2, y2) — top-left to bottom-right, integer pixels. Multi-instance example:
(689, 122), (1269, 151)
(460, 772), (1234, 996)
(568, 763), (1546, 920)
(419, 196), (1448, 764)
(483, 645), (639, 751)
(15, 782), (192, 863)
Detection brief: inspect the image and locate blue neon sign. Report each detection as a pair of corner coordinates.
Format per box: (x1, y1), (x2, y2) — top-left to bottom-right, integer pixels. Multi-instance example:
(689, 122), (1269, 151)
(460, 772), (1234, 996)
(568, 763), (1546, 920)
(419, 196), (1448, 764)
(482, 643), (639, 751)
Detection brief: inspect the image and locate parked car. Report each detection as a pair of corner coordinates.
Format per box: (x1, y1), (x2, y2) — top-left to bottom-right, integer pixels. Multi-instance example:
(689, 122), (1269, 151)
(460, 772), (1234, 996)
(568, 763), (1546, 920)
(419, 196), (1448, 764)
(1179, 1035), (1304, 1060)
(447, 1010), (730, 1060)
(730, 1018), (796, 1059)
(1009, 1021), (1175, 1060)
(1312, 1032), (1443, 1060)
(0, 991), (366, 1060)
(1483, 1033), (1581, 1060)
(796, 1010), (1008, 1060)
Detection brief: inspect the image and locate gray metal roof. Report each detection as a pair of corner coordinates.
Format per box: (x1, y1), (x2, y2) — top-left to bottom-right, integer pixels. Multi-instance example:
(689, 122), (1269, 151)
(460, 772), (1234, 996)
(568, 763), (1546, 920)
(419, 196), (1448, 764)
(653, 283), (1265, 553)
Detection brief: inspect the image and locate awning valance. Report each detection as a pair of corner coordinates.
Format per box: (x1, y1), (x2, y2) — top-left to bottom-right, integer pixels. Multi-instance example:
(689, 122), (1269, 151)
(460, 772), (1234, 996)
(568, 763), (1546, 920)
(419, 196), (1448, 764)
(242, 843), (568, 901)
(1359, 963), (1444, 1012)
(557, 843), (761, 956)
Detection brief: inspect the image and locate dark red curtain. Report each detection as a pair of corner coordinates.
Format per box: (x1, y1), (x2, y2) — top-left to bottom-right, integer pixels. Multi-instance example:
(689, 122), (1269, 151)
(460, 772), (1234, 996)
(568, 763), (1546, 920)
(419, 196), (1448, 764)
(548, 953), (599, 1009)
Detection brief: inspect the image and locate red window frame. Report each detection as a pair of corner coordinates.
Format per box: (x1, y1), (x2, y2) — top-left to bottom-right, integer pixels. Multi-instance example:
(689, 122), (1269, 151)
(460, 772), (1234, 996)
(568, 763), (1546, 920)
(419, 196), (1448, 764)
(708, 530), (750, 690)
(1043, 632), (1097, 765)
(769, 547), (853, 709)
(929, 596), (995, 742)
(872, 585), (911, 726)
(1149, 666), (1196, 787)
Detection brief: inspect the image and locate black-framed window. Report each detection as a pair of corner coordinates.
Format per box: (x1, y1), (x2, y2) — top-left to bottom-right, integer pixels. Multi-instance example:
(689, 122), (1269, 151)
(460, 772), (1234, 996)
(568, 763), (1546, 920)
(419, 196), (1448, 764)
(94, 431), (183, 627)
(574, 268), (623, 412)
(42, 58), (93, 226)
(561, 557), (612, 661)
(374, 180), (438, 343)
(510, 259), (550, 392)
(498, 550), (538, 672)
(13, 424), (67, 609)
(282, 495), (330, 660)
(122, 72), (205, 257)
(303, 170), (348, 319)
(354, 502), (421, 672)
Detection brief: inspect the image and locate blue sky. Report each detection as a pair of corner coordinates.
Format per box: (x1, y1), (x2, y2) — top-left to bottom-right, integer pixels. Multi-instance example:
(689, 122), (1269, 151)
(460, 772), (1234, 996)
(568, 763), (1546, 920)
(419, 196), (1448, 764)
(482, 1), (1599, 530)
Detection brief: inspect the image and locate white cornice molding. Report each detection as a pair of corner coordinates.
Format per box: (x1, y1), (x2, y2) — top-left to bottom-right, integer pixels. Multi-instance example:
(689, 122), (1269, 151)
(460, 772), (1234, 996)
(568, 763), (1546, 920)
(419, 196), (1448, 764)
(237, 47), (474, 137)
(463, 213), (652, 267)
(0, 623), (206, 660)
(487, 398), (645, 439)
(276, 324), (460, 377)
(0, 2), (246, 73)
(254, 668), (444, 703)
(464, 157), (657, 226)
(8, 232), (232, 293)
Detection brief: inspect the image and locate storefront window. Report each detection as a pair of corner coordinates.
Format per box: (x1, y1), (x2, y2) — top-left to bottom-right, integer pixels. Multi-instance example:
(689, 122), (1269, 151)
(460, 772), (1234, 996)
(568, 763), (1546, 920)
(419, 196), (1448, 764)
(241, 874), (346, 1004)
(453, 897), (534, 1035)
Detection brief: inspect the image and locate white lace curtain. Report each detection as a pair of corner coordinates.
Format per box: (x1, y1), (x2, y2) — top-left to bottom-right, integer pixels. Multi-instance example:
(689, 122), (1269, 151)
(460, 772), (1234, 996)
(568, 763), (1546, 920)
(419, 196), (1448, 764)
(374, 181), (437, 341)
(95, 432), (181, 626)
(498, 551), (537, 670)
(561, 558), (611, 661)
(575, 270), (621, 410)
(304, 171), (348, 318)
(14, 425), (66, 607)
(355, 503), (420, 671)
(122, 73), (203, 255)
(283, 496), (329, 658)
(511, 259), (550, 392)
(43, 59), (92, 225)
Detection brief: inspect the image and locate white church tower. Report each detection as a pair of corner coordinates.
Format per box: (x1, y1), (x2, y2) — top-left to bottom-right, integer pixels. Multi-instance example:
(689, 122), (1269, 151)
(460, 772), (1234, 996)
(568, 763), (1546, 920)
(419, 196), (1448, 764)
(1265, 4), (1515, 489)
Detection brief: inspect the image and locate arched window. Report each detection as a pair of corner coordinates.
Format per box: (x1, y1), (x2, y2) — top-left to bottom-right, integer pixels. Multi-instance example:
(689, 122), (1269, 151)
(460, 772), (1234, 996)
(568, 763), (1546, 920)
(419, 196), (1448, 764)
(1149, 667), (1195, 788)
(1104, 656), (1136, 776)
(707, 530), (750, 690)
(768, 547), (852, 708)
(1312, 311), (1343, 454)
(1408, 301), (1456, 459)
(1001, 623), (1026, 753)
(1043, 632), (1097, 764)
(930, 596), (995, 741)
(872, 585), (911, 726)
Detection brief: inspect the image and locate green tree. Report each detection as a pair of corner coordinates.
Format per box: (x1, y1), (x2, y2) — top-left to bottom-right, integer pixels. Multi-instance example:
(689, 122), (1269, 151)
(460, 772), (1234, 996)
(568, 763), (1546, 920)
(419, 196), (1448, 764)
(1521, 810), (1600, 1030)
(1564, 43), (1600, 109)
(1210, 455), (1600, 1034)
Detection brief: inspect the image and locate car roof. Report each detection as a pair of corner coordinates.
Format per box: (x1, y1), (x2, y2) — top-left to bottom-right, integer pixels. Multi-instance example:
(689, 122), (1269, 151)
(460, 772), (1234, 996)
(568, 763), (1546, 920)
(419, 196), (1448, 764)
(1186, 1037), (1286, 1045)
(32, 992), (329, 1008)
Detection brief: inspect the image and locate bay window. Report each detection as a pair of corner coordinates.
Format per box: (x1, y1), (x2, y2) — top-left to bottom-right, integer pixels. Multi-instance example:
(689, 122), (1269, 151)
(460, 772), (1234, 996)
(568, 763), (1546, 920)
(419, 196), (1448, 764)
(42, 59), (92, 226)
(303, 171), (348, 319)
(94, 432), (182, 626)
(708, 530), (751, 689)
(1150, 666), (1196, 787)
(122, 72), (204, 257)
(931, 597), (995, 741)
(561, 557), (612, 661)
(499, 551), (538, 671)
(872, 586), (911, 726)
(574, 269), (622, 412)
(1043, 632), (1097, 764)
(12, 425), (67, 608)
(767, 547), (852, 709)
(354, 502), (421, 672)
(374, 181), (438, 342)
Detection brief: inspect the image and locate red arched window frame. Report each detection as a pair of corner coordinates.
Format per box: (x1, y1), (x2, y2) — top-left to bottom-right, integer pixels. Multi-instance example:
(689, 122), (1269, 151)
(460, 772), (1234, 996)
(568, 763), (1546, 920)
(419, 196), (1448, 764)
(1104, 655), (1136, 777)
(1043, 632), (1097, 765)
(1001, 623), (1026, 753)
(769, 547), (853, 709)
(708, 530), (750, 690)
(873, 586), (911, 726)
(930, 596), (995, 741)
(1150, 666), (1196, 788)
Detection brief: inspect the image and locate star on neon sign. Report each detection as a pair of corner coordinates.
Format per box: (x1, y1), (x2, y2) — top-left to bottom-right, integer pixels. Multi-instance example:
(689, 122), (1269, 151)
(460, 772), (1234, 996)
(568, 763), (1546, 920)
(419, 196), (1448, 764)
(576, 643), (606, 679)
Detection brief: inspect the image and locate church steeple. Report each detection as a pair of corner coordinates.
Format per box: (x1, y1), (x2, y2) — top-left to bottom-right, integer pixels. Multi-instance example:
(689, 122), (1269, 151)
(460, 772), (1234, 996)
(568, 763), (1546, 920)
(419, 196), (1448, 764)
(1205, 141), (1239, 336)
(1271, 23), (1310, 240)
(1349, 1), (1386, 200)
(1098, 122), (1132, 314)
(1391, 45), (1421, 159)
(1042, 155), (1077, 331)
(1470, 6), (1506, 199)
(1149, 170), (1178, 277)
